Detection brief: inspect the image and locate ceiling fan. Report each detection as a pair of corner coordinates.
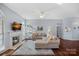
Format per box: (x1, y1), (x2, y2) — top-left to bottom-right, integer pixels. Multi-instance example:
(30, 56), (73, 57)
(31, 5), (61, 19)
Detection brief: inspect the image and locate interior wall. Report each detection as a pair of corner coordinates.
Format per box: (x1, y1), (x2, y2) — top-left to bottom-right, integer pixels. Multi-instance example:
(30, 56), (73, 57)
(27, 19), (62, 36)
(0, 4), (25, 52)
(62, 17), (79, 40)
(72, 17), (79, 40)
(62, 18), (72, 40)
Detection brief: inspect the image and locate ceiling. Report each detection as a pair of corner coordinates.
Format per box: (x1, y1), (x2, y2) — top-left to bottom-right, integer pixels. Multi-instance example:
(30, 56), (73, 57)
(4, 3), (79, 19)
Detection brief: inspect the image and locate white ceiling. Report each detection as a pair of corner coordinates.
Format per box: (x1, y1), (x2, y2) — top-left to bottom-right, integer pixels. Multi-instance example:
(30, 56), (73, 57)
(4, 3), (79, 19)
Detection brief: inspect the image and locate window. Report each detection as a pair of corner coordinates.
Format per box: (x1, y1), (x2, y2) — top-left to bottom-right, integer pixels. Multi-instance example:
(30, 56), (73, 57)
(0, 15), (4, 51)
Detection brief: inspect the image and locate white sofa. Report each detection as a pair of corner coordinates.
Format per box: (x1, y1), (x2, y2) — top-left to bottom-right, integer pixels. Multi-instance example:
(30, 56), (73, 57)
(35, 37), (60, 48)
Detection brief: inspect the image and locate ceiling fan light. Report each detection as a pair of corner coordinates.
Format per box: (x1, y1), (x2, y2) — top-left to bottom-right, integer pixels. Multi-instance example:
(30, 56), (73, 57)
(40, 15), (44, 18)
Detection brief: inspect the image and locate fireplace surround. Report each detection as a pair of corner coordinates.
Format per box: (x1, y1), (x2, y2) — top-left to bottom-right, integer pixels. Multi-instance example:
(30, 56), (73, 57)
(10, 31), (22, 49)
(12, 36), (19, 46)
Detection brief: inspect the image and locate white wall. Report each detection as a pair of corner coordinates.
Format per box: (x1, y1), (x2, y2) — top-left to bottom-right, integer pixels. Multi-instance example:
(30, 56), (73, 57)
(26, 19), (62, 36)
(62, 17), (79, 40)
(0, 4), (25, 52)
(72, 17), (79, 40)
(62, 18), (72, 40)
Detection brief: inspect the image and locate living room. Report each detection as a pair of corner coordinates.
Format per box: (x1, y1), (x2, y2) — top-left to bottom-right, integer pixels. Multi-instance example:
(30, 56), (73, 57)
(0, 3), (79, 56)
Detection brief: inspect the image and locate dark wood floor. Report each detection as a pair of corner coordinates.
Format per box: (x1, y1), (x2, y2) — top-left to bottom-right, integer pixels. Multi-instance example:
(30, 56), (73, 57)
(53, 39), (79, 56)
(53, 49), (79, 56)
(1, 39), (79, 56)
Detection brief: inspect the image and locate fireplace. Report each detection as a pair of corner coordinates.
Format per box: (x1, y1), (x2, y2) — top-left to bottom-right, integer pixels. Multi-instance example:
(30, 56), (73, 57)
(12, 36), (19, 46)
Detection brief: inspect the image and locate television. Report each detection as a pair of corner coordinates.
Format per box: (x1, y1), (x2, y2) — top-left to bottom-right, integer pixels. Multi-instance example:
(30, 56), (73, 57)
(11, 22), (22, 31)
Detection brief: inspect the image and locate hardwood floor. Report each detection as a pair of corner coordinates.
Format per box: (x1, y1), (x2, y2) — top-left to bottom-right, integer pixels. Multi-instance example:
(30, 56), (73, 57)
(53, 49), (78, 56)
(53, 39), (79, 56)
(0, 49), (14, 56)
(1, 39), (79, 56)
(0, 43), (22, 56)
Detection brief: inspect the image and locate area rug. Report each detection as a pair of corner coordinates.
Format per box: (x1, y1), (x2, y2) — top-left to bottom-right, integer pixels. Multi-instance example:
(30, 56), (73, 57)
(12, 40), (55, 56)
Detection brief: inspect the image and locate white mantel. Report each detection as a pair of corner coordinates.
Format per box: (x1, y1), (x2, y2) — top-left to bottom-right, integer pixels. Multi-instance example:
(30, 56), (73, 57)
(9, 31), (22, 49)
(10, 31), (22, 37)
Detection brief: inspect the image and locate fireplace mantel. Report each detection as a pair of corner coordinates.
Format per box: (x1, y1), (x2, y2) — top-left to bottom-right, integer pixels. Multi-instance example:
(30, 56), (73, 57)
(9, 31), (22, 49)
(10, 31), (22, 37)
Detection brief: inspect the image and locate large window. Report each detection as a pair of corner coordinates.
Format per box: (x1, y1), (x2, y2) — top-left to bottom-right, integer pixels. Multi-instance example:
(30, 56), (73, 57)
(0, 10), (5, 51)
(0, 18), (3, 49)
